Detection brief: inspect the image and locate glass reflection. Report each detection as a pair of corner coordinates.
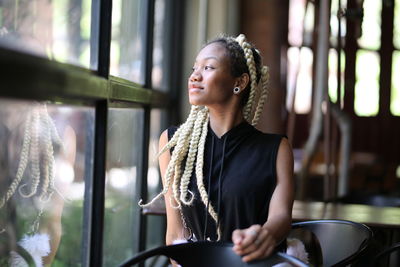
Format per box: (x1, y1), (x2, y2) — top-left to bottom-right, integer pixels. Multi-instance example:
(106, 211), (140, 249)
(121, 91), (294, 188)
(0, 0), (93, 68)
(148, 110), (162, 197)
(152, 0), (167, 90)
(110, 0), (145, 83)
(146, 109), (167, 250)
(0, 99), (93, 266)
(103, 108), (144, 266)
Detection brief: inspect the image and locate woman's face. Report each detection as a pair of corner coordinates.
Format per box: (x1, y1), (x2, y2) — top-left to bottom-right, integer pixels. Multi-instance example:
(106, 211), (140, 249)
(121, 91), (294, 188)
(188, 42), (238, 107)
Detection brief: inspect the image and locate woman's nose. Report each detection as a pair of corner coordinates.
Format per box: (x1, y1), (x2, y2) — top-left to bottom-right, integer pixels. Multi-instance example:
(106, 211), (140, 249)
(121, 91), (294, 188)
(190, 70), (201, 82)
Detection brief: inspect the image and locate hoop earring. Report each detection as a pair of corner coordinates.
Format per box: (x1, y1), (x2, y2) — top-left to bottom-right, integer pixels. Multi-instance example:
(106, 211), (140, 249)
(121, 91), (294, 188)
(233, 87), (241, 94)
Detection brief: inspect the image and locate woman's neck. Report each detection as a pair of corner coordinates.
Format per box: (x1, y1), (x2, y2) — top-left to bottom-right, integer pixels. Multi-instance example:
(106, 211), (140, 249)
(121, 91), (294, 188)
(208, 106), (244, 138)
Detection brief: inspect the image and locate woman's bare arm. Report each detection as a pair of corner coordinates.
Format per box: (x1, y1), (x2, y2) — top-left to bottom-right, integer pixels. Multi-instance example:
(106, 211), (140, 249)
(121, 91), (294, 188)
(232, 137), (294, 262)
(158, 129), (185, 245)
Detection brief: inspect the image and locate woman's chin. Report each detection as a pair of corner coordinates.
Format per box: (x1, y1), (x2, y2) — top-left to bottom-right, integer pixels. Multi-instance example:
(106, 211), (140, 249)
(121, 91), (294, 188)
(188, 98), (205, 106)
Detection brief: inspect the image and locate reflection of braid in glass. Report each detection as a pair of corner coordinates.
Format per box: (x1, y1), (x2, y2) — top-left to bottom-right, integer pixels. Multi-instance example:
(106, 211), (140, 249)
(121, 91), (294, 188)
(139, 34), (270, 241)
(0, 104), (63, 211)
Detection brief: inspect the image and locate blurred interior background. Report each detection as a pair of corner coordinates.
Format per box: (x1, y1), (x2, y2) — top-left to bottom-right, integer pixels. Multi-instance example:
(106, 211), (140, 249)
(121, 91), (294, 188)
(0, 0), (399, 266)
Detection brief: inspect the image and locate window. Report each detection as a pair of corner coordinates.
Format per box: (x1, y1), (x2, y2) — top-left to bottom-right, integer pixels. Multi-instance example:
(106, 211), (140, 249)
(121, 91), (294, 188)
(286, 46), (313, 114)
(103, 108), (144, 266)
(394, 0), (400, 48)
(110, 0), (145, 83)
(357, 0), (381, 50)
(353, 0), (382, 116)
(0, 0), (182, 266)
(288, 0), (309, 47)
(354, 50), (380, 116)
(286, 0), (315, 114)
(330, 0), (347, 47)
(0, 99), (93, 266)
(286, 0), (347, 114)
(328, 49), (345, 104)
(0, 0), (94, 68)
(391, 51), (400, 115)
(152, 0), (167, 90)
(146, 109), (167, 250)
(391, 0), (400, 116)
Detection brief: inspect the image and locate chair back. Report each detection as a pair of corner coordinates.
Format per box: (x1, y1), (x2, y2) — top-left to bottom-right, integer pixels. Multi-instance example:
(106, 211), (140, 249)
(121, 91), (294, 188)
(119, 241), (309, 267)
(291, 219), (373, 266)
(372, 242), (400, 267)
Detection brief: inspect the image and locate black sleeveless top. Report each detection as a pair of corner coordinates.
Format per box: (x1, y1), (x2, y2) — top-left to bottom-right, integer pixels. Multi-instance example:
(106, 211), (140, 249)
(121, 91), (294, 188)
(168, 121), (284, 242)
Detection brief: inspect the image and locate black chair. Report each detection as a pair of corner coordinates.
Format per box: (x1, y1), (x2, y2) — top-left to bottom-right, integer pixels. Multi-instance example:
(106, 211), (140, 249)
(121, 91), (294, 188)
(291, 219), (373, 267)
(372, 242), (400, 267)
(119, 241), (309, 267)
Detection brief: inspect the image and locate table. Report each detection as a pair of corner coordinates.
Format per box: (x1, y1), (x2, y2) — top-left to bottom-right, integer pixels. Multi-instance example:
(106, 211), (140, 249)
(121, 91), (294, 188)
(144, 199), (400, 230)
(292, 200), (400, 229)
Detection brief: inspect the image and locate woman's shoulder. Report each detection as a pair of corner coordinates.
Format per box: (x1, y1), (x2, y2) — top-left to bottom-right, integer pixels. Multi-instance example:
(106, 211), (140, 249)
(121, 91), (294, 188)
(251, 126), (287, 143)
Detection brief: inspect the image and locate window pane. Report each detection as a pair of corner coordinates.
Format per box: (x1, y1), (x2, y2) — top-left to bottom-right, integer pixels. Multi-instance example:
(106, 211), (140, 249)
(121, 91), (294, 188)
(303, 2), (315, 46)
(357, 0), (381, 50)
(286, 47), (313, 114)
(152, 0), (167, 90)
(288, 0), (307, 47)
(146, 109), (167, 250)
(288, 0), (315, 46)
(110, 0), (145, 83)
(395, 0), (400, 49)
(355, 50), (380, 116)
(103, 108), (144, 266)
(0, 99), (94, 265)
(391, 51), (400, 116)
(0, 0), (93, 68)
(330, 0), (347, 47)
(328, 49), (345, 105)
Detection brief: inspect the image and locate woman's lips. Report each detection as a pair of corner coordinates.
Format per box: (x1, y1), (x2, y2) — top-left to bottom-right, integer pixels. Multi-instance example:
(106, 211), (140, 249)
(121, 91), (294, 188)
(189, 85), (203, 93)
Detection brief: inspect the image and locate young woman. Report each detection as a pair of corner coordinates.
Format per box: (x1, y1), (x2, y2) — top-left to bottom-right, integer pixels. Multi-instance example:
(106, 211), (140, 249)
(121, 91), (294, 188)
(141, 34), (294, 263)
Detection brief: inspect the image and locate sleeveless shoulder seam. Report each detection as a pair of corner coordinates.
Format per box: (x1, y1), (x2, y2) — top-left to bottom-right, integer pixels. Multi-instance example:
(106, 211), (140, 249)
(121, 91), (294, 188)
(167, 126), (178, 141)
(269, 134), (285, 184)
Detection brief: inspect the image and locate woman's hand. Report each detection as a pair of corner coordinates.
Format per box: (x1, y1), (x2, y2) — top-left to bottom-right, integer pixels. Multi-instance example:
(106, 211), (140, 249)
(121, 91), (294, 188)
(232, 224), (277, 262)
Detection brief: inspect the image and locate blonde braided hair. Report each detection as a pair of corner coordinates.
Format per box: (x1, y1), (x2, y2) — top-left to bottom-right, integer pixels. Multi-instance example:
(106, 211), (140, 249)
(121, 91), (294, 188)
(0, 104), (62, 209)
(140, 34), (270, 241)
(235, 34), (258, 122)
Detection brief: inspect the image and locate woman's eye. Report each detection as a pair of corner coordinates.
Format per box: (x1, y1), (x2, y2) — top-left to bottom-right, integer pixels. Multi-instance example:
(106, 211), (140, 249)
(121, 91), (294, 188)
(205, 66), (214, 70)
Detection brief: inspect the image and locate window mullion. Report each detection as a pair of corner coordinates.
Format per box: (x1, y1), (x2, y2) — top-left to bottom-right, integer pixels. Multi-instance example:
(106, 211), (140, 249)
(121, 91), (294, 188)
(86, 0), (113, 267)
(99, 0), (113, 78)
(138, 107), (151, 258)
(142, 0), (156, 88)
(89, 100), (108, 267)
